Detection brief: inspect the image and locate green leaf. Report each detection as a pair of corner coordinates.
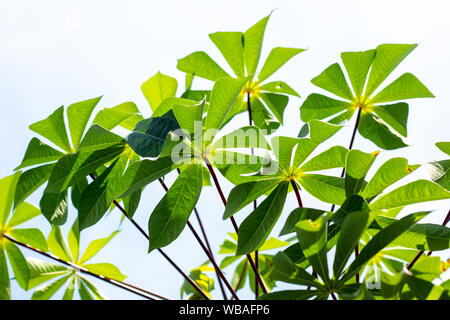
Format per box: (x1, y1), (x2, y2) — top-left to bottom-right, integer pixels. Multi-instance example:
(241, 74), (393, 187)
(141, 72), (178, 111)
(32, 275), (70, 300)
(152, 97), (199, 117)
(62, 276), (76, 300)
(83, 263), (126, 281)
(271, 136), (301, 172)
(13, 164), (53, 207)
(5, 241), (29, 290)
(333, 211), (369, 278)
(436, 142), (450, 157)
(300, 146), (348, 172)
(259, 238), (290, 251)
(113, 157), (176, 199)
(68, 220), (80, 263)
(371, 72), (434, 103)
(361, 157), (418, 199)
(258, 47), (305, 82)
(78, 230), (120, 264)
(44, 144), (125, 194)
(341, 49), (375, 97)
(342, 211), (430, 282)
(177, 51), (229, 81)
(298, 174), (346, 205)
(377, 217), (450, 251)
(77, 162), (117, 231)
(148, 164), (203, 252)
(369, 180), (450, 210)
(7, 202), (41, 227)
(345, 149), (378, 196)
(295, 214), (330, 287)
(47, 226), (72, 261)
(78, 279), (94, 300)
(40, 190), (68, 225)
(212, 151), (265, 185)
(212, 125), (271, 151)
(92, 102), (143, 131)
(14, 138), (64, 170)
(204, 77), (248, 135)
(311, 63), (353, 100)
(67, 96), (102, 148)
(77, 124), (125, 153)
(81, 277), (107, 300)
(365, 43), (417, 97)
(428, 160), (449, 190)
(126, 111), (180, 158)
(243, 15), (270, 76)
(26, 257), (68, 289)
(172, 99), (204, 135)
(0, 172), (20, 226)
(209, 31), (245, 77)
(260, 93), (289, 124)
(231, 259), (247, 292)
(372, 103), (409, 137)
(259, 81), (300, 97)
(0, 250), (11, 300)
(122, 189), (142, 219)
(358, 112), (408, 150)
(279, 207), (327, 236)
(9, 228), (48, 252)
(292, 120), (343, 168)
(223, 178), (281, 220)
(236, 182), (289, 255)
(29, 106), (72, 152)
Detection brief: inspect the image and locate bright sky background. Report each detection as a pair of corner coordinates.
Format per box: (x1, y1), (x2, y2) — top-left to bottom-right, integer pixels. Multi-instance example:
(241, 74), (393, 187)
(1, 0), (449, 299)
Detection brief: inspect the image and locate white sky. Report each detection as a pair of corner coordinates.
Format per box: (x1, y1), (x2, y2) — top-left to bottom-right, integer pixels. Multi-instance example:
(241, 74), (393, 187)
(0, 0), (449, 299)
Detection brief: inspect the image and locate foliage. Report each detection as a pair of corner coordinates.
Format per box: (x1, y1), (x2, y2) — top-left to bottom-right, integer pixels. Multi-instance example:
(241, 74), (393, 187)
(0, 15), (448, 301)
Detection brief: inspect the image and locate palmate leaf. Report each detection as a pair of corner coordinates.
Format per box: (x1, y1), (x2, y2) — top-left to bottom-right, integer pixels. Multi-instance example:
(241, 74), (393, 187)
(177, 15), (303, 133)
(148, 164), (203, 252)
(301, 44), (434, 150)
(345, 150), (378, 196)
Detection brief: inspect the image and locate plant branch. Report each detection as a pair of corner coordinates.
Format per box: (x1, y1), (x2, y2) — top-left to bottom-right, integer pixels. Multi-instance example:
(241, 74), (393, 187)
(3, 233), (167, 300)
(157, 178), (238, 300)
(407, 209), (450, 270)
(290, 180), (303, 207)
(204, 158), (268, 294)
